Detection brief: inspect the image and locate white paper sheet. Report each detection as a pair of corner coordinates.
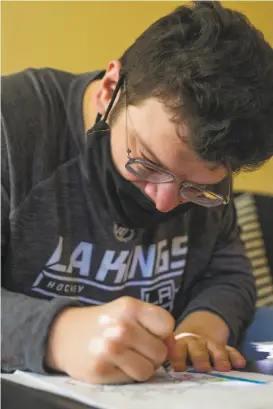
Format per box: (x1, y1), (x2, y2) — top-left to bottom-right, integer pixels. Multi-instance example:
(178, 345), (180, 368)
(2, 368), (273, 409)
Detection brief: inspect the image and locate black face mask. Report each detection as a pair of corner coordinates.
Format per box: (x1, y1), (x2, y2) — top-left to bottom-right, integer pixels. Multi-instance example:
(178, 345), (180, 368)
(83, 119), (191, 230)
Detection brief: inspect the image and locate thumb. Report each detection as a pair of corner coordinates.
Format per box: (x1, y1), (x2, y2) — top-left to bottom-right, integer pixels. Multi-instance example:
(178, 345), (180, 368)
(164, 335), (180, 361)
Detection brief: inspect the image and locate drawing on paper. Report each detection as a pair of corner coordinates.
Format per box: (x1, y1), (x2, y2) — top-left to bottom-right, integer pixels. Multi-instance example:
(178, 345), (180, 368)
(60, 368), (230, 402)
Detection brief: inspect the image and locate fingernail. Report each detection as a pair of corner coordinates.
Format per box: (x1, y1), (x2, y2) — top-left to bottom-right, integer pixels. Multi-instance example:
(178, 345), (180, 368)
(198, 363), (211, 371)
(236, 359), (246, 367)
(172, 362), (186, 372)
(221, 364), (231, 372)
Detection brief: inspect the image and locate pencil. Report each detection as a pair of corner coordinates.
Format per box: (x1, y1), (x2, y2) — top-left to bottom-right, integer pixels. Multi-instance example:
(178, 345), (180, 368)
(187, 369), (267, 384)
(162, 360), (175, 379)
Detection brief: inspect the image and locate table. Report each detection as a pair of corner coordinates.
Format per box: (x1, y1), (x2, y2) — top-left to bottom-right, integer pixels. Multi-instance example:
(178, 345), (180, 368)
(1, 378), (93, 409)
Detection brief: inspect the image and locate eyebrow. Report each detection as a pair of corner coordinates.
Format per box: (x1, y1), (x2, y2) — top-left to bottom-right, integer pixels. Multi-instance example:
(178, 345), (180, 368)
(131, 128), (221, 172)
(174, 123), (220, 172)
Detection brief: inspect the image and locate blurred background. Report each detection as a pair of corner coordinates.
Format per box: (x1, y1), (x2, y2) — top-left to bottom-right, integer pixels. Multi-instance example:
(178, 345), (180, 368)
(2, 1), (273, 194)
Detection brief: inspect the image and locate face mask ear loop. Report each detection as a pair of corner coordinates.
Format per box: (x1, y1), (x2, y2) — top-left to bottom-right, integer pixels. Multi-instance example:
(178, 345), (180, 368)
(95, 73), (125, 124)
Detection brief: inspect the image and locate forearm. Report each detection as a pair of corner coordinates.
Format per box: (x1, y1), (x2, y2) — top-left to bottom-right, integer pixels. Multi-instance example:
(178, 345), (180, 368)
(175, 310), (230, 344)
(176, 200), (256, 345)
(1, 287), (81, 373)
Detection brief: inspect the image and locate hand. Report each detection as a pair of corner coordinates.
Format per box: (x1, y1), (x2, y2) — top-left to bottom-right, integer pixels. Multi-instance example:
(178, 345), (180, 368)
(171, 333), (246, 373)
(45, 297), (175, 384)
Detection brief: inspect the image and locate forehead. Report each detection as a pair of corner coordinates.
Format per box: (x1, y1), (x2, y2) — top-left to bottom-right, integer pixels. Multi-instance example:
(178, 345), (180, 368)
(127, 98), (227, 183)
(128, 98), (191, 159)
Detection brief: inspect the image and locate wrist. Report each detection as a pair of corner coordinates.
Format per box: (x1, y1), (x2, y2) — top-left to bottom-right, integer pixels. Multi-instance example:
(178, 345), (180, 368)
(44, 306), (78, 372)
(175, 311), (230, 344)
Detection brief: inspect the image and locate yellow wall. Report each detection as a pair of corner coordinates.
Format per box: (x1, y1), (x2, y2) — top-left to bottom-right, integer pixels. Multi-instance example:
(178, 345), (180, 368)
(2, 1), (273, 194)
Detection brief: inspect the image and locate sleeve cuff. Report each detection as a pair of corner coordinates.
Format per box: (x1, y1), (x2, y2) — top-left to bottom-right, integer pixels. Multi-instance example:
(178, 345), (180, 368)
(175, 306), (236, 346)
(25, 298), (83, 374)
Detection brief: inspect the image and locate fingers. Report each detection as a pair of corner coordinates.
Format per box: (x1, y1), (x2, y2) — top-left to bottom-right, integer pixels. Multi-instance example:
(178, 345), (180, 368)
(132, 322), (168, 366)
(207, 341), (246, 372)
(170, 339), (188, 372)
(136, 301), (175, 339)
(84, 363), (132, 385)
(112, 297), (175, 339)
(88, 332), (157, 383)
(173, 335), (245, 374)
(164, 335), (180, 361)
(111, 349), (156, 382)
(172, 335), (211, 372)
(91, 318), (167, 381)
(225, 346), (246, 369)
(186, 338), (211, 372)
(104, 319), (168, 368)
(206, 339), (231, 372)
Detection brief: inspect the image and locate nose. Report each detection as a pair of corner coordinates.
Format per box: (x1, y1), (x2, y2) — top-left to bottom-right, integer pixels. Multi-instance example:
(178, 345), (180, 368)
(144, 182), (183, 212)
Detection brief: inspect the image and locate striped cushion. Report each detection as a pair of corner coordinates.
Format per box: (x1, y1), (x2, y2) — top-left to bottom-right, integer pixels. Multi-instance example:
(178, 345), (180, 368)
(234, 193), (273, 307)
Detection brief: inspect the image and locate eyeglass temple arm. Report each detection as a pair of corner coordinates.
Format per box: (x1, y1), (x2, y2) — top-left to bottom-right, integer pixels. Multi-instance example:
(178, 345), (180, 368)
(103, 73), (125, 123)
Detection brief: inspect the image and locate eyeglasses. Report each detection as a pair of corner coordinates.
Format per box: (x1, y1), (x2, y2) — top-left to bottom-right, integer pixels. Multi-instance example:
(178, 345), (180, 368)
(125, 137), (231, 208)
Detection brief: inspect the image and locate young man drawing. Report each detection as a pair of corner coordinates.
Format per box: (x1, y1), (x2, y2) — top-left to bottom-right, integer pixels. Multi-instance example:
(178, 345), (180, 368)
(2, 2), (273, 384)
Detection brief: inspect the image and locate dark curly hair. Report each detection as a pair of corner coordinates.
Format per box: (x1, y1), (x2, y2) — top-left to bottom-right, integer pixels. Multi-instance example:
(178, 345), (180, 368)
(115, 1), (273, 172)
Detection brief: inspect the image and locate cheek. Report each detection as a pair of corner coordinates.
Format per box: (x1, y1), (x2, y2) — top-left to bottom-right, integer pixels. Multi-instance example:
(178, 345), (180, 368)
(110, 137), (147, 186)
(133, 180), (148, 191)
(110, 132), (127, 177)
(110, 133), (149, 186)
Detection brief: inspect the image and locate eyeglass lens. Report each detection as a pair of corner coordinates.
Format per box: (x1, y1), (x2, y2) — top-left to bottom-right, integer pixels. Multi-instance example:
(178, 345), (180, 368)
(126, 161), (223, 207)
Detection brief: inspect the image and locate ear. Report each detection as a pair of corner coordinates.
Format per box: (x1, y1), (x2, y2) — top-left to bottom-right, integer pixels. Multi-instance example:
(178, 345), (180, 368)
(95, 60), (122, 116)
